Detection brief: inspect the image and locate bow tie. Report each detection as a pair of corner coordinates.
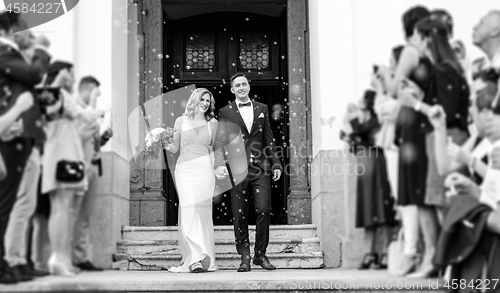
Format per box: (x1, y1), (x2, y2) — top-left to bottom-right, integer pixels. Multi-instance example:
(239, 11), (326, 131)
(238, 102), (251, 108)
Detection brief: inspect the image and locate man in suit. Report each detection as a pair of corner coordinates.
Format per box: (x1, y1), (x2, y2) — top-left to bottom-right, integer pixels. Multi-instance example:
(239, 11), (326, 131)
(0, 11), (51, 283)
(214, 73), (282, 272)
(72, 76), (112, 271)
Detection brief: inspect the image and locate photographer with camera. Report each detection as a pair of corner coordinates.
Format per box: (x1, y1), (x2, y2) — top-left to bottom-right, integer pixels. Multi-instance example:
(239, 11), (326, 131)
(0, 11), (51, 283)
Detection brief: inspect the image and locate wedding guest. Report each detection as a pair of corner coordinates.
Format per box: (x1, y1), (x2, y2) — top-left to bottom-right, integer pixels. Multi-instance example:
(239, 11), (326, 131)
(377, 5), (431, 277)
(72, 76), (112, 271)
(3, 35), (52, 283)
(341, 90), (396, 270)
(429, 77), (499, 192)
(0, 11), (51, 283)
(472, 10), (500, 105)
(431, 9), (472, 85)
(394, 17), (470, 278)
(473, 10), (500, 73)
(30, 179), (51, 273)
(372, 45), (404, 200)
(41, 61), (102, 276)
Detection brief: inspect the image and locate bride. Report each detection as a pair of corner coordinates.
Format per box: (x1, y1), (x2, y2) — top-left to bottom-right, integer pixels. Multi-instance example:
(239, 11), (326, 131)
(163, 88), (220, 273)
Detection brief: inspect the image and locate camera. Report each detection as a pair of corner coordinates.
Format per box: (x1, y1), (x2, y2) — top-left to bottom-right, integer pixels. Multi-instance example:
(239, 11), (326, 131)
(35, 87), (62, 120)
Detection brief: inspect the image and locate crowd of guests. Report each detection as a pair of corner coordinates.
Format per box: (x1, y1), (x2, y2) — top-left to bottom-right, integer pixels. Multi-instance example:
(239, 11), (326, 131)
(342, 6), (500, 281)
(0, 11), (113, 283)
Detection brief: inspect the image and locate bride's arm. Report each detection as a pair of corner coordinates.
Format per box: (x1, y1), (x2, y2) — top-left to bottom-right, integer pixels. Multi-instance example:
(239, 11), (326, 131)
(164, 116), (182, 154)
(210, 118), (218, 148)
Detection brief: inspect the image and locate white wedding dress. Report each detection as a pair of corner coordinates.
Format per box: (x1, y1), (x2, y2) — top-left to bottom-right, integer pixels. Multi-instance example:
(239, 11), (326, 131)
(168, 117), (217, 273)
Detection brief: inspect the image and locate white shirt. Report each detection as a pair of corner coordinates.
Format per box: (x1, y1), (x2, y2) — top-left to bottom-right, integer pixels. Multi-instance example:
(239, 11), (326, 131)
(235, 99), (254, 133)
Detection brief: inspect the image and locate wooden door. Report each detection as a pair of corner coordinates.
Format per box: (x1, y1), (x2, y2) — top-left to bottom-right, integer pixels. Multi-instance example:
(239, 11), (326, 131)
(163, 11), (289, 225)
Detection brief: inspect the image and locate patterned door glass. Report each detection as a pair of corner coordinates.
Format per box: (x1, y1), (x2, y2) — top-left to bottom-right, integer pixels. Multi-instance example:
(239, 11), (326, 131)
(239, 32), (270, 70)
(186, 33), (216, 70)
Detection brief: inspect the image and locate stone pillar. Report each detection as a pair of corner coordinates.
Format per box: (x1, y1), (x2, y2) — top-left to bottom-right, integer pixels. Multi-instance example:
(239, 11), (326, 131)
(286, 0), (311, 225)
(129, 0), (167, 226)
(308, 0), (370, 268)
(70, 0), (132, 268)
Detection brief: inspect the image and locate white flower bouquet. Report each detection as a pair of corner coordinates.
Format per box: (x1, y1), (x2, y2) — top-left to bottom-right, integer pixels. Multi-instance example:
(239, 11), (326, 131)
(143, 127), (175, 160)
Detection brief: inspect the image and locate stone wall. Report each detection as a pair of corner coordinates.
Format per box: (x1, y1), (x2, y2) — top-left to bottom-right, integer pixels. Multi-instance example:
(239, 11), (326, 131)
(311, 150), (370, 268)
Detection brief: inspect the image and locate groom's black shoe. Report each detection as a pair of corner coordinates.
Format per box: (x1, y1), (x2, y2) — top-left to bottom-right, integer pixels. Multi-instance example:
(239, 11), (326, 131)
(253, 255), (276, 270)
(237, 255), (251, 272)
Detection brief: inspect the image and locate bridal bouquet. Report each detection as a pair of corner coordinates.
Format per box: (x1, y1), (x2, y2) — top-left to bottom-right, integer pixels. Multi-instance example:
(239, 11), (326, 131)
(143, 127), (175, 160)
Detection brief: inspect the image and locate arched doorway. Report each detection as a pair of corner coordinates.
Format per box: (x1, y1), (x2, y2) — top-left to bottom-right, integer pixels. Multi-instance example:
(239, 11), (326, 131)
(131, 0), (311, 227)
(162, 11), (290, 226)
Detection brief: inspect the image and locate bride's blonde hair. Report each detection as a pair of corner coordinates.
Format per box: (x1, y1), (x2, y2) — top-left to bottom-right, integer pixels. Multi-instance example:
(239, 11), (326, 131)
(183, 88), (215, 121)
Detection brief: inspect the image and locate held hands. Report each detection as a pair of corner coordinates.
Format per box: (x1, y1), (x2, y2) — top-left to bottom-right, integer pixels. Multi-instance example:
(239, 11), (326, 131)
(215, 166), (229, 179)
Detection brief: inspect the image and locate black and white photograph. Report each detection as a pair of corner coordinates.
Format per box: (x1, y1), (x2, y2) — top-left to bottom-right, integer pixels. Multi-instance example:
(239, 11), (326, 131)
(0, 0), (500, 292)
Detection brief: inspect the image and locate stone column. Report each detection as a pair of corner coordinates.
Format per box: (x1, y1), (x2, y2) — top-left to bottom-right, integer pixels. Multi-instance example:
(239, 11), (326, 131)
(286, 0), (311, 225)
(308, 0), (370, 268)
(129, 0), (167, 226)
(69, 0), (133, 268)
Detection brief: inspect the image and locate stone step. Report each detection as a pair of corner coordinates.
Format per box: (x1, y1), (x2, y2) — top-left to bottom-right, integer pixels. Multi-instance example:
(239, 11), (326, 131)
(122, 224), (318, 241)
(118, 252), (324, 270)
(0, 270), (446, 293)
(117, 237), (321, 255)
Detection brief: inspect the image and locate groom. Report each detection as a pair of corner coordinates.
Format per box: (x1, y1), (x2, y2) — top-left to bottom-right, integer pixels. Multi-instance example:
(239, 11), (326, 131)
(214, 73), (282, 272)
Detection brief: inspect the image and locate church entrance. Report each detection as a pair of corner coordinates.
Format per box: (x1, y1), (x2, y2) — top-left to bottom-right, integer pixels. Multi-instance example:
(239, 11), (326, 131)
(161, 8), (290, 226)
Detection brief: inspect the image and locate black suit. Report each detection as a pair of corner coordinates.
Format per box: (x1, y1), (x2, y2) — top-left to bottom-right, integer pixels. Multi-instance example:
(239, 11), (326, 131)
(214, 100), (282, 256)
(0, 43), (50, 262)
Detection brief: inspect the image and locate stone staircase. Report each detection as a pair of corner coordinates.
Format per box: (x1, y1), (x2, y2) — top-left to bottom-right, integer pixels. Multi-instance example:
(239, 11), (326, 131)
(114, 225), (324, 270)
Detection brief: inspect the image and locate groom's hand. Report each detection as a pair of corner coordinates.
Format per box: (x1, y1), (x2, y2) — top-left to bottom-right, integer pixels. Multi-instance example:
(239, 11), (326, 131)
(272, 169), (281, 181)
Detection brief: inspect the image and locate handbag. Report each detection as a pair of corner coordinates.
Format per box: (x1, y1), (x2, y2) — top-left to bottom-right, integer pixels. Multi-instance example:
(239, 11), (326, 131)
(56, 160), (85, 182)
(0, 152), (6, 181)
(387, 227), (405, 276)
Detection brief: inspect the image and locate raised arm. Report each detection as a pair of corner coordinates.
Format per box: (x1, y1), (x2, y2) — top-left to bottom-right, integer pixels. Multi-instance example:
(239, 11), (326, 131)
(380, 46), (420, 97)
(59, 90), (103, 122)
(163, 116), (182, 154)
(0, 92), (33, 135)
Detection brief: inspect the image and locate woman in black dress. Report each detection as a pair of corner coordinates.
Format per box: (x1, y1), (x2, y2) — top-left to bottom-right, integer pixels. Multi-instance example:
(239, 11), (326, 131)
(377, 6), (433, 276)
(342, 90), (396, 270)
(393, 17), (470, 278)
